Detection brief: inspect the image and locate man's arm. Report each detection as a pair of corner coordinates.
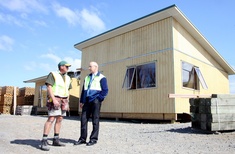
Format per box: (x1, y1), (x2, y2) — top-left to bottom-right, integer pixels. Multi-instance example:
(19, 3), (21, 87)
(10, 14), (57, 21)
(47, 84), (60, 107)
(97, 77), (108, 102)
(79, 83), (85, 108)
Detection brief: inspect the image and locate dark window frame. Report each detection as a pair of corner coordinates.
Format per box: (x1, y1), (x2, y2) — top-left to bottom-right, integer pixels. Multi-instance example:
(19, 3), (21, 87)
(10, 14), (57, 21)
(182, 61), (208, 90)
(123, 62), (156, 90)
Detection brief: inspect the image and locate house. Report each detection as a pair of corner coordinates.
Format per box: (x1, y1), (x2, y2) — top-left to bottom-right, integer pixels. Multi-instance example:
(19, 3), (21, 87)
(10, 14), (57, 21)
(24, 71), (81, 114)
(74, 5), (235, 121)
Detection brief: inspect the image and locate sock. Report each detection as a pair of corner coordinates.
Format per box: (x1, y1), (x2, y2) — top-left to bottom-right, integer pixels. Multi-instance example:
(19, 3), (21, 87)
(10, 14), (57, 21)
(42, 134), (48, 140)
(54, 133), (59, 139)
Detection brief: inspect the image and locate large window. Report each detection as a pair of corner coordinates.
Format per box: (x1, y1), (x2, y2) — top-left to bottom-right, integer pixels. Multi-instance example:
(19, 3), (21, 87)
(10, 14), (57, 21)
(182, 61), (208, 90)
(123, 62), (156, 89)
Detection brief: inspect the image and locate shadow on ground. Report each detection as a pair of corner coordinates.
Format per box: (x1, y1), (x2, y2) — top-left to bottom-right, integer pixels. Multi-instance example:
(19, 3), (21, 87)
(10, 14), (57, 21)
(10, 139), (42, 149)
(165, 126), (232, 135)
(10, 138), (75, 149)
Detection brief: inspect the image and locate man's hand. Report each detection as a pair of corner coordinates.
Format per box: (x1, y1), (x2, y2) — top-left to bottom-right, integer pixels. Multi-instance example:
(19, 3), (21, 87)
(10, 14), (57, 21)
(53, 98), (60, 109)
(79, 103), (84, 108)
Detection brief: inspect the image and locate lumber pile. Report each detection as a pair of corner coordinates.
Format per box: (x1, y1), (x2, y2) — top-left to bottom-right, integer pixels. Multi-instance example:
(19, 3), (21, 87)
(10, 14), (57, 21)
(17, 95), (34, 105)
(1, 86), (19, 96)
(190, 94), (235, 131)
(0, 86), (35, 114)
(17, 87), (35, 106)
(19, 87), (35, 96)
(0, 86), (18, 114)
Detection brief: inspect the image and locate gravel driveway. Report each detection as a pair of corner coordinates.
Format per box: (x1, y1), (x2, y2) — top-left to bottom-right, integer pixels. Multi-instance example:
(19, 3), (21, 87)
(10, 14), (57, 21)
(0, 115), (235, 154)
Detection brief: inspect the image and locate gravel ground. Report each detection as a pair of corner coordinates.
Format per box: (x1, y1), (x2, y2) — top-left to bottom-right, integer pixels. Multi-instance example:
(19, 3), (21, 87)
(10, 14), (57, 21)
(0, 115), (235, 154)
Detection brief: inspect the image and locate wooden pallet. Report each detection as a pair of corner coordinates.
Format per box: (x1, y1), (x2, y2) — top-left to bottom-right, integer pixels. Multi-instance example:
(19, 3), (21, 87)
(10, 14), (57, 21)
(1, 86), (19, 96)
(16, 105), (36, 115)
(0, 105), (11, 114)
(0, 94), (13, 106)
(19, 87), (35, 96)
(17, 95), (34, 105)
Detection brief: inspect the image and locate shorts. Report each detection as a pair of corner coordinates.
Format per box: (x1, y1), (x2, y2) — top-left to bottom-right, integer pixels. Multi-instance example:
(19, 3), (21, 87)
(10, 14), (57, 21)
(48, 107), (66, 117)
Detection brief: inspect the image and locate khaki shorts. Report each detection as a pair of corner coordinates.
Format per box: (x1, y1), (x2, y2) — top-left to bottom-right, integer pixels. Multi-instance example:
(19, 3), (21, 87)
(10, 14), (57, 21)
(48, 107), (66, 117)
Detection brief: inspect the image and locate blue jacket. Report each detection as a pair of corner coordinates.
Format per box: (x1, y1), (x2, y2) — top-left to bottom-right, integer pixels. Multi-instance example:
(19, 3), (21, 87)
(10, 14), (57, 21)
(80, 72), (108, 103)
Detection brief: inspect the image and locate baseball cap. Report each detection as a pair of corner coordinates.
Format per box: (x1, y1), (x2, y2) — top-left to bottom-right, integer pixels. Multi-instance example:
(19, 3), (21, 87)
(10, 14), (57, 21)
(58, 61), (71, 67)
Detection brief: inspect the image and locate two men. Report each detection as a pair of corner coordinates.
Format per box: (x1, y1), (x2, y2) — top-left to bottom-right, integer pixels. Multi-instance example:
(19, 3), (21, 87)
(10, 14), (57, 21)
(40, 61), (108, 151)
(74, 61), (108, 146)
(40, 61), (72, 151)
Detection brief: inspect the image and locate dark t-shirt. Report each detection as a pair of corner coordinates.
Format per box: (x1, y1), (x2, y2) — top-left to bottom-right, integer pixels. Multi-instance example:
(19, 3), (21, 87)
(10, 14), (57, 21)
(45, 72), (72, 89)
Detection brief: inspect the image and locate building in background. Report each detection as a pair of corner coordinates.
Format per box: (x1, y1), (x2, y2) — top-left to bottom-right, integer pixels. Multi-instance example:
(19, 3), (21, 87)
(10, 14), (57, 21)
(74, 5), (235, 122)
(24, 71), (81, 115)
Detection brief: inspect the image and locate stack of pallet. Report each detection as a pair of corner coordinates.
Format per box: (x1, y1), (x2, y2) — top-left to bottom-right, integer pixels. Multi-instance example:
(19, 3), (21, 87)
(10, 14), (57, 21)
(17, 87), (35, 105)
(0, 86), (19, 114)
(190, 94), (235, 131)
(16, 105), (36, 115)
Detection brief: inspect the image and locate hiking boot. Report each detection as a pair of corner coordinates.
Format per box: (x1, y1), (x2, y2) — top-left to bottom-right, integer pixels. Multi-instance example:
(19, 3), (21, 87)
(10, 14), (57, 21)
(40, 139), (50, 151)
(52, 138), (65, 146)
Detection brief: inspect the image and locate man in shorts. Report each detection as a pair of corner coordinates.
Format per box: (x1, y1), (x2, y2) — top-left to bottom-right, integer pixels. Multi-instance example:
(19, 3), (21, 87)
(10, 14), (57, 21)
(40, 61), (72, 151)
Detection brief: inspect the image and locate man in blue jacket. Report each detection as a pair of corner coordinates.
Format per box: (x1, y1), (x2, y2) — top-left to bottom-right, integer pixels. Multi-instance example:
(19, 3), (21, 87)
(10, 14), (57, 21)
(74, 61), (108, 146)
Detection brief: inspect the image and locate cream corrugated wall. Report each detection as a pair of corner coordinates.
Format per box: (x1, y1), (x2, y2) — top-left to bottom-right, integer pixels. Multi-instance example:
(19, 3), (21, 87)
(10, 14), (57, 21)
(172, 18), (229, 113)
(80, 17), (175, 114)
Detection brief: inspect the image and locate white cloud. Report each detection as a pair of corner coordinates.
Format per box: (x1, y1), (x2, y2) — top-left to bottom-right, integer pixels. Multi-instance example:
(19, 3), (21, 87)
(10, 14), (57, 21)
(0, 0), (48, 28)
(24, 61), (52, 72)
(80, 8), (105, 34)
(0, 0), (47, 13)
(52, 3), (79, 26)
(39, 63), (52, 72)
(40, 53), (81, 72)
(0, 13), (23, 26)
(40, 53), (61, 63)
(0, 35), (14, 51)
(63, 57), (81, 72)
(33, 20), (48, 27)
(52, 2), (106, 34)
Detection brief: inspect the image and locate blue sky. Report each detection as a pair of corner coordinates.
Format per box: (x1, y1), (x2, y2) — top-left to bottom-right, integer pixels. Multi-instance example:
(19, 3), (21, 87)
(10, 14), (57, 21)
(0, 0), (234, 94)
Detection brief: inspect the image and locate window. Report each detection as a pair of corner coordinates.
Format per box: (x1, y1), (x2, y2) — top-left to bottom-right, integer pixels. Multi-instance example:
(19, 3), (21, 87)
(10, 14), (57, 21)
(194, 67), (208, 89)
(182, 61), (208, 90)
(67, 71), (81, 78)
(123, 62), (156, 89)
(123, 67), (136, 89)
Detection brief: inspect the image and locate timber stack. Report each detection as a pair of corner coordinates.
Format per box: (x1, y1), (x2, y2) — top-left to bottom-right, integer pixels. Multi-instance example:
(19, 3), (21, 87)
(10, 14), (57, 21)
(190, 94), (235, 131)
(0, 86), (19, 114)
(16, 87), (35, 115)
(17, 87), (35, 105)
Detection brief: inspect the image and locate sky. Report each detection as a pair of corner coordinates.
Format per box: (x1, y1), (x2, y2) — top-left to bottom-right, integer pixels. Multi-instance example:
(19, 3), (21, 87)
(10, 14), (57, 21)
(0, 0), (234, 94)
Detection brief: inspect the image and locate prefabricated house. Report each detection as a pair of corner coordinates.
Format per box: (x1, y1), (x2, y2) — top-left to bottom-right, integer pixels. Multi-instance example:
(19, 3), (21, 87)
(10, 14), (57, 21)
(74, 5), (235, 121)
(24, 71), (81, 114)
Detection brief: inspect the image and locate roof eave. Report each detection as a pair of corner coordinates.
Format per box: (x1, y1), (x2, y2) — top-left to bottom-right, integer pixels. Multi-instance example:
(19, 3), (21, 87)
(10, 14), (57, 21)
(24, 75), (47, 83)
(173, 7), (235, 75)
(74, 5), (235, 75)
(74, 4), (177, 50)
